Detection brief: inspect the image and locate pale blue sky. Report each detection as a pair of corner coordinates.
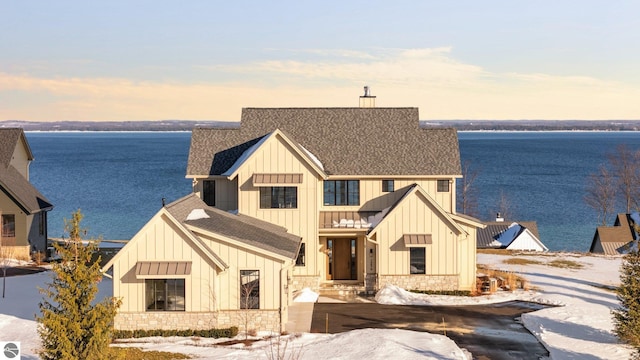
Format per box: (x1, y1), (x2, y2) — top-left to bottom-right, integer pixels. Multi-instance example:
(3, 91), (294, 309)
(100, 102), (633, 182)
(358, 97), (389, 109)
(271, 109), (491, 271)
(1, 1), (638, 120)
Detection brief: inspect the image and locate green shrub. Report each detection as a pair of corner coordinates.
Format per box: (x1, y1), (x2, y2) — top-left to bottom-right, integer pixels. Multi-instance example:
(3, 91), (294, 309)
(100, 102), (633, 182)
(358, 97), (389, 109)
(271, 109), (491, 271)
(112, 327), (238, 340)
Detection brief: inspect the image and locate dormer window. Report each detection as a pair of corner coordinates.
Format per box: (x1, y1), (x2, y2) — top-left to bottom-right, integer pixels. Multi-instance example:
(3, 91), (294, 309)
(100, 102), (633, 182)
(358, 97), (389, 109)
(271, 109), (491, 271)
(203, 180), (215, 206)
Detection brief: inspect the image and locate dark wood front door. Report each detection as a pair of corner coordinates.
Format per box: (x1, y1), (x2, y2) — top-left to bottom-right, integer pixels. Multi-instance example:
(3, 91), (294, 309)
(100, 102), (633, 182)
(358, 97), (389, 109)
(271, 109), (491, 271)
(330, 238), (357, 280)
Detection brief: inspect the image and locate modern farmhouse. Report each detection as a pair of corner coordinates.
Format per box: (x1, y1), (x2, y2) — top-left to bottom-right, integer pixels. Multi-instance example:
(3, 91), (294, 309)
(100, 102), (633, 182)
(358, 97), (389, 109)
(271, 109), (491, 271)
(103, 92), (483, 332)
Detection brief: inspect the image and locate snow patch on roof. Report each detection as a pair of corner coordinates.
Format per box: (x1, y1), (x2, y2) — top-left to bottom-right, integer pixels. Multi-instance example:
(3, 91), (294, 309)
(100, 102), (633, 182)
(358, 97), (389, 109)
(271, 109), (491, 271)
(331, 207), (390, 229)
(186, 209), (210, 221)
(299, 144), (324, 170)
(222, 134), (269, 176)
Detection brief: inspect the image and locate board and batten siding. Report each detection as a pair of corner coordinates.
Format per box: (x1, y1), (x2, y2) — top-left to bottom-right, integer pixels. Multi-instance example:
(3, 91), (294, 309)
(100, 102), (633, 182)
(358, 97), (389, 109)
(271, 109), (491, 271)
(112, 213), (218, 313)
(375, 192), (459, 277)
(320, 178), (455, 214)
(197, 233), (285, 310)
(234, 134), (320, 277)
(192, 177), (238, 211)
(9, 137), (30, 179)
(455, 222), (477, 291)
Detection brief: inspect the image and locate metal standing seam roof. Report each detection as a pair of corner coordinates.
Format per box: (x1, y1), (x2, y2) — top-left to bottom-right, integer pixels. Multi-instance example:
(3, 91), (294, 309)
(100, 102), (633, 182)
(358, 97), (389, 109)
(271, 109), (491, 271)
(403, 234), (433, 246)
(187, 108), (461, 177)
(253, 173), (303, 184)
(136, 261), (192, 276)
(165, 194), (302, 260)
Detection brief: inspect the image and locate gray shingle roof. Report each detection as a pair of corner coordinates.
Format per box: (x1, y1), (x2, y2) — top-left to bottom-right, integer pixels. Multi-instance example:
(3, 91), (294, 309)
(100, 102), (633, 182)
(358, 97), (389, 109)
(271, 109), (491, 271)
(477, 221), (540, 248)
(187, 108), (461, 176)
(166, 194), (302, 260)
(0, 128), (52, 213)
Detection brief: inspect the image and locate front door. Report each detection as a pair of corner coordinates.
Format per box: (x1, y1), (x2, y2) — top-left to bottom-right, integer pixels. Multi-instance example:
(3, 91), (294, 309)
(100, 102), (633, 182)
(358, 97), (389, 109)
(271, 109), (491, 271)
(328, 238), (357, 280)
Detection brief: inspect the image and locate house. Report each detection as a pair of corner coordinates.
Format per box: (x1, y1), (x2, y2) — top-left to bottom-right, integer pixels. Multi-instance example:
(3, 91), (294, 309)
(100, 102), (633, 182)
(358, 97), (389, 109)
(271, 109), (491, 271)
(101, 193), (301, 332)
(0, 128), (53, 259)
(104, 90), (483, 332)
(589, 213), (638, 255)
(478, 220), (548, 252)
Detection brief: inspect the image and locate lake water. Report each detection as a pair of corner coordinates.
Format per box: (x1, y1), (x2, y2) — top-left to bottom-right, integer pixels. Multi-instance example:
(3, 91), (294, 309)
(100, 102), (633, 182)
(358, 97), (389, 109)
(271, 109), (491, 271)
(24, 131), (640, 252)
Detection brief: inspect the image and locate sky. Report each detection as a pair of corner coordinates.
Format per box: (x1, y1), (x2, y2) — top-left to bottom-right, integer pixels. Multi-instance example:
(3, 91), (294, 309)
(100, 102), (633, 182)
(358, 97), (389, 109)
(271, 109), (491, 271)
(1, 1), (639, 121)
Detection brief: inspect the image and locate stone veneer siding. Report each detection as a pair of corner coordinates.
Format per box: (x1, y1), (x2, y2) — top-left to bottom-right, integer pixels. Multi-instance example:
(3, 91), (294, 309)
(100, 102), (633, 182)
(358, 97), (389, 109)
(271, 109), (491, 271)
(364, 273), (378, 294)
(115, 309), (281, 332)
(291, 275), (320, 292)
(378, 274), (459, 291)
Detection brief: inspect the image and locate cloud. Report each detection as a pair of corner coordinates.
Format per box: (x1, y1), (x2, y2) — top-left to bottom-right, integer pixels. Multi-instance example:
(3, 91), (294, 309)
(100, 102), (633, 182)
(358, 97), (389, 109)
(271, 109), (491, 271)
(1, 47), (640, 121)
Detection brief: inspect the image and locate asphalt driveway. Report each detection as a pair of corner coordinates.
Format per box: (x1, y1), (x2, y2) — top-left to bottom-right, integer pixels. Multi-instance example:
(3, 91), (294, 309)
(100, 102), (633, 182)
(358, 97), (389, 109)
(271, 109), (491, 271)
(310, 301), (549, 360)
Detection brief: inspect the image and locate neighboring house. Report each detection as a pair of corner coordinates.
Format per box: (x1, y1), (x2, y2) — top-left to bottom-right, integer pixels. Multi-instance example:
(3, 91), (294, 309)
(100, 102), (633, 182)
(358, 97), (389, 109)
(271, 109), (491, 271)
(0, 128), (53, 259)
(590, 213), (639, 255)
(478, 220), (548, 252)
(104, 91), (484, 332)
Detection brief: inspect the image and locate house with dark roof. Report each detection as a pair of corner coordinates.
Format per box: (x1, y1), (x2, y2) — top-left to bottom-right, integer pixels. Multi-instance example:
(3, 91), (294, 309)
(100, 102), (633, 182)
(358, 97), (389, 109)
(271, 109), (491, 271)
(590, 213), (638, 255)
(478, 220), (548, 252)
(103, 90), (484, 332)
(0, 128), (53, 259)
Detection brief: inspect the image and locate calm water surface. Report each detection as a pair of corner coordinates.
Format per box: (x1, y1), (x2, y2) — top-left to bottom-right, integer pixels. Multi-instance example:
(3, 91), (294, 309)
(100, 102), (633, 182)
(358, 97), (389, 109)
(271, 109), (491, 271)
(25, 131), (640, 251)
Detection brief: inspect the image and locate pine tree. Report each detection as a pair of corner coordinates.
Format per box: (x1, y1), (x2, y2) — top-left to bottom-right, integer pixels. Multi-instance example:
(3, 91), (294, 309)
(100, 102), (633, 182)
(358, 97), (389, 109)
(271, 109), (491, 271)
(612, 249), (640, 358)
(37, 210), (121, 360)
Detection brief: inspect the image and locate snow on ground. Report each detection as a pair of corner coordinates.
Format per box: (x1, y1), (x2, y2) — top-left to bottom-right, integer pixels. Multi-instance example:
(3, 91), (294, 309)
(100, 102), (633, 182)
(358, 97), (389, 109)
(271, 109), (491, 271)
(293, 287), (319, 303)
(0, 252), (634, 359)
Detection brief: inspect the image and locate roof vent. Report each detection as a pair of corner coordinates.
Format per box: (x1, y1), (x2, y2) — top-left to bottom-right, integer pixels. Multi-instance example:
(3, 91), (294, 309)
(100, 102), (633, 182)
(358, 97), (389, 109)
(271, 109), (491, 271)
(496, 212), (504, 222)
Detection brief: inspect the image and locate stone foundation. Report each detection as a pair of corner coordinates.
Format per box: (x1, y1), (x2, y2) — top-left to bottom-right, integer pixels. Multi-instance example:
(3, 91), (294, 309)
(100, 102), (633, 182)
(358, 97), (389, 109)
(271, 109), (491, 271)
(364, 273), (378, 293)
(115, 309), (281, 332)
(378, 274), (459, 291)
(291, 275), (320, 292)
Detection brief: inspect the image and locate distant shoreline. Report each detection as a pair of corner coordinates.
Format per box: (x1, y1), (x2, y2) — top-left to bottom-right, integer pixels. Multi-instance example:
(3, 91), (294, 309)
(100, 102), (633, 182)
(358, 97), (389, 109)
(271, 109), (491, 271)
(3, 119), (640, 132)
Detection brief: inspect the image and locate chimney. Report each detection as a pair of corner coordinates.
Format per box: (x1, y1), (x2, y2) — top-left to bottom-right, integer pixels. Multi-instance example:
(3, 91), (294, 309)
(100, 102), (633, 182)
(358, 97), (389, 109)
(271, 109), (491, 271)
(359, 85), (376, 108)
(496, 212), (504, 222)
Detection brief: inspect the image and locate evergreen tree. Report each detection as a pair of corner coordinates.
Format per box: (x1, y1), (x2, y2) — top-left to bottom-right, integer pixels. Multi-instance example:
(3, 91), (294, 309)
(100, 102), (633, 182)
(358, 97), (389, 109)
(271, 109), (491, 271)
(612, 249), (640, 359)
(37, 210), (121, 360)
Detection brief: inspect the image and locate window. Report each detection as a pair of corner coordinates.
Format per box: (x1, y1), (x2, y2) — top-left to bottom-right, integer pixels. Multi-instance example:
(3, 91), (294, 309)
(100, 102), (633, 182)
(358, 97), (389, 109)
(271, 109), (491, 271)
(323, 180), (359, 206)
(260, 187), (297, 208)
(240, 270), (260, 309)
(382, 180), (394, 192)
(410, 248), (425, 274)
(39, 212), (46, 236)
(145, 279), (185, 311)
(437, 180), (450, 192)
(296, 243), (305, 266)
(203, 180), (215, 206)
(1, 214), (15, 238)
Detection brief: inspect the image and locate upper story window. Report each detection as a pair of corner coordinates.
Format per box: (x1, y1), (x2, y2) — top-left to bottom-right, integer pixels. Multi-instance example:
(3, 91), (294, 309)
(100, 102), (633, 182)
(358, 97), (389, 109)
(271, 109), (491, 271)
(260, 187), (297, 209)
(382, 180), (394, 192)
(203, 180), (215, 206)
(324, 180), (359, 206)
(437, 179), (450, 192)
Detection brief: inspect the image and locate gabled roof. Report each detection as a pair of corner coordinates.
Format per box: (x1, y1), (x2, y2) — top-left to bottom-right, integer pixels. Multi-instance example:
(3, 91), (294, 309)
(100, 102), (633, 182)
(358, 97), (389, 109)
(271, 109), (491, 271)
(167, 194), (302, 260)
(0, 128), (33, 167)
(590, 214), (636, 254)
(0, 128), (52, 214)
(187, 108), (461, 177)
(221, 129), (327, 180)
(368, 183), (466, 238)
(477, 221), (541, 248)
